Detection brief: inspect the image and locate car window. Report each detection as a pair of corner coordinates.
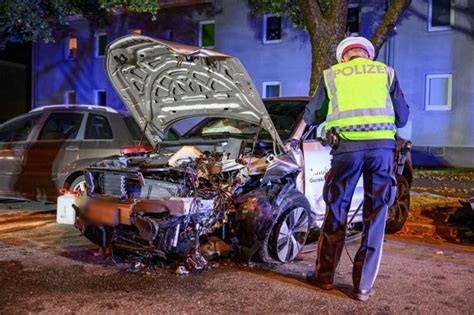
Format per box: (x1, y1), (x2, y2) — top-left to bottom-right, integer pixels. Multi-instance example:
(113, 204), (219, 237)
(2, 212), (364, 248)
(38, 113), (83, 140)
(123, 115), (154, 144)
(0, 114), (41, 142)
(182, 101), (307, 140)
(85, 114), (113, 139)
(123, 115), (142, 141)
(182, 117), (260, 139)
(264, 101), (307, 139)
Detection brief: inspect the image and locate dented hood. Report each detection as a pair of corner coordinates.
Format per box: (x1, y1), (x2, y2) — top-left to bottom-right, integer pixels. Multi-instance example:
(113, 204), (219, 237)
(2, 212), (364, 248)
(105, 35), (284, 151)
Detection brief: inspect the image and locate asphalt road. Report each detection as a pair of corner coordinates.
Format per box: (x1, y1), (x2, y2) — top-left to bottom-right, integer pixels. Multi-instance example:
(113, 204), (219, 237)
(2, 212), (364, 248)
(0, 212), (473, 314)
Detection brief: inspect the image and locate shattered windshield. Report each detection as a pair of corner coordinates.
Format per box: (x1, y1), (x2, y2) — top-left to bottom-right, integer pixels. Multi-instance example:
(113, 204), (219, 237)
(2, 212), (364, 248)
(182, 100), (307, 140)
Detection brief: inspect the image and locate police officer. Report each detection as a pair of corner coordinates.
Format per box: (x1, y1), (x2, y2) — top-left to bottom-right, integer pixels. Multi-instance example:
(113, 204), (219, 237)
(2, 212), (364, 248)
(304, 36), (409, 301)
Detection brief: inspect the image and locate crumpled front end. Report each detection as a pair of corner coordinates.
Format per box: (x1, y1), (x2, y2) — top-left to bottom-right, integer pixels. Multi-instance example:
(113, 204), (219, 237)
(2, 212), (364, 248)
(75, 141), (303, 270)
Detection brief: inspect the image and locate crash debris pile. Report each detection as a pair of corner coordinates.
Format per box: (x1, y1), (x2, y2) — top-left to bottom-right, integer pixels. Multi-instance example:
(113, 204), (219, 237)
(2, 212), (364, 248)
(75, 144), (303, 273)
(447, 198), (474, 243)
(399, 193), (474, 244)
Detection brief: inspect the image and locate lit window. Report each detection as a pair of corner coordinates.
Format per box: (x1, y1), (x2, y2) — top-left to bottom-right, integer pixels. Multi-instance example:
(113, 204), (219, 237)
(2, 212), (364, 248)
(130, 29), (142, 35)
(94, 90), (107, 106)
(199, 21), (215, 48)
(262, 82), (281, 98)
(425, 74), (452, 111)
(65, 35), (77, 59)
(95, 33), (108, 57)
(429, 0), (451, 31)
(263, 15), (282, 44)
(347, 4), (360, 35)
(64, 90), (76, 105)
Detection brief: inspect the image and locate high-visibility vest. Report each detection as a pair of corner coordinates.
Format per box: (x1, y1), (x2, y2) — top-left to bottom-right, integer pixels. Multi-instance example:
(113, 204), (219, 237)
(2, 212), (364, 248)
(322, 58), (397, 140)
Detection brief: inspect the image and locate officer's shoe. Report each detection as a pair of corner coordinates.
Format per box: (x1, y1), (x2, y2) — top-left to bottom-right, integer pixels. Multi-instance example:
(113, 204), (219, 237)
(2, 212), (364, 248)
(353, 288), (375, 302)
(306, 273), (334, 290)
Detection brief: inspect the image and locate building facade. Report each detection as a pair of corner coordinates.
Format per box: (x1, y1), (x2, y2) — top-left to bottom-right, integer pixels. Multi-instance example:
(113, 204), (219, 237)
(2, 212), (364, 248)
(31, 0), (474, 167)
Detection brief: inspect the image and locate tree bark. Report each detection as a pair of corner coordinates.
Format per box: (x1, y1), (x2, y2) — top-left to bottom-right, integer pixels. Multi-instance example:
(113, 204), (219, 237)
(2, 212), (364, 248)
(298, 0), (349, 95)
(371, 0), (412, 56)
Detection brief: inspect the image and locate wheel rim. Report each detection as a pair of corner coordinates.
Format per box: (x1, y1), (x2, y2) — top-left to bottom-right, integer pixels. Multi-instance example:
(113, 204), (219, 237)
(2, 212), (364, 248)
(275, 207), (310, 262)
(72, 180), (86, 192)
(387, 178), (410, 230)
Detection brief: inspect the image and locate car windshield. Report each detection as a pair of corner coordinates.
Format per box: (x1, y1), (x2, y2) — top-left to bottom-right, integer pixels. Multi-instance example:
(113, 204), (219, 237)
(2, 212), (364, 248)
(0, 114), (41, 142)
(181, 100), (307, 140)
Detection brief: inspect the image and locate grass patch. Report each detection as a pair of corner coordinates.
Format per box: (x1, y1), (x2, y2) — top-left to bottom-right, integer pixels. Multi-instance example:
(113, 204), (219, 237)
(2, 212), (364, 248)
(414, 168), (474, 181)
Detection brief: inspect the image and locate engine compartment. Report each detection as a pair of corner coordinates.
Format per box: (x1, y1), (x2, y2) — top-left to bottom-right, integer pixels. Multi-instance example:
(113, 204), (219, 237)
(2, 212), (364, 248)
(76, 136), (303, 271)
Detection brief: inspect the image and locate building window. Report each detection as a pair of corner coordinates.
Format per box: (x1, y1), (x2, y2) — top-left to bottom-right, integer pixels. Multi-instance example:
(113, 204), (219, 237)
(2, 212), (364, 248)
(425, 74), (452, 110)
(94, 90), (107, 106)
(64, 90), (76, 105)
(198, 21), (215, 48)
(263, 15), (282, 44)
(65, 35), (77, 60)
(95, 33), (108, 57)
(262, 82), (281, 98)
(130, 28), (142, 35)
(428, 0), (452, 31)
(347, 3), (360, 35)
(164, 29), (174, 41)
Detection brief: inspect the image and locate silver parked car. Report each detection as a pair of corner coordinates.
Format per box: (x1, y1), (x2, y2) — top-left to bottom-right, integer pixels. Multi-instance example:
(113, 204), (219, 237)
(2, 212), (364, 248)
(0, 105), (148, 202)
(75, 36), (412, 268)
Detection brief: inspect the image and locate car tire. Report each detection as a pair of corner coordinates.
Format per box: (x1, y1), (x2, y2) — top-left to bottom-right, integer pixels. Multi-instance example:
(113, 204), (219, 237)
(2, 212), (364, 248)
(386, 175), (410, 233)
(70, 175), (86, 193)
(259, 192), (312, 263)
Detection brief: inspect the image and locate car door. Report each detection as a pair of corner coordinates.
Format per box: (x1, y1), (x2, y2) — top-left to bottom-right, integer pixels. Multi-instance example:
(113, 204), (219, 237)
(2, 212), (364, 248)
(21, 111), (85, 201)
(0, 113), (44, 198)
(301, 126), (364, 228)
(301, 127), (332, 226)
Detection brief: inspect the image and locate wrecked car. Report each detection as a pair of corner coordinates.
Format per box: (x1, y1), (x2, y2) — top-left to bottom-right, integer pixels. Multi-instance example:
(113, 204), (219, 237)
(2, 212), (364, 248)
(75, 35), (412, 270)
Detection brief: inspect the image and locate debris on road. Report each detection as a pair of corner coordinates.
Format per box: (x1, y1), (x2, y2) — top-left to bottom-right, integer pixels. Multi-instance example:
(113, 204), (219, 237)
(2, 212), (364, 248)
(447, 198), (474, 243)
(399, 193), (464, 243)
(175, 266), (190, 275)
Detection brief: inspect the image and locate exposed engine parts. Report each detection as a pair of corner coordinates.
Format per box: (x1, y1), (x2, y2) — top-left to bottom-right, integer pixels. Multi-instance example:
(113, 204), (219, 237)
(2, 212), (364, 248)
(76, 145), (306, 273)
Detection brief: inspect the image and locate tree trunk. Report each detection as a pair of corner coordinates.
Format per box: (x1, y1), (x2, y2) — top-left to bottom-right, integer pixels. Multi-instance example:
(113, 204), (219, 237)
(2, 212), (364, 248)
(298, 0), (349, 95)
(371, 0), (412, 56)
(308, 32), (338, 95)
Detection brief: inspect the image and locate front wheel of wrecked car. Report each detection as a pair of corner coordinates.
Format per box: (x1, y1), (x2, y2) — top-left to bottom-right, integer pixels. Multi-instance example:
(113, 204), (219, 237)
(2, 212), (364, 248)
(261, 193), (312, 263)
(70, 175), (87, 193)
(386, 175), (410, 233)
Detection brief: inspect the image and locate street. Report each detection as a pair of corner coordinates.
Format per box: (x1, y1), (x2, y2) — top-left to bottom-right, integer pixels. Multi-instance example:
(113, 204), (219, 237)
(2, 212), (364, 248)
(0, 210), (473, 314)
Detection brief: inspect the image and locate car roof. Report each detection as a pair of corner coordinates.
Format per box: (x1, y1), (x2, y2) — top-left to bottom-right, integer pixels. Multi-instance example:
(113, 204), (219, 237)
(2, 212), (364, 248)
(29, 104), (127, 115)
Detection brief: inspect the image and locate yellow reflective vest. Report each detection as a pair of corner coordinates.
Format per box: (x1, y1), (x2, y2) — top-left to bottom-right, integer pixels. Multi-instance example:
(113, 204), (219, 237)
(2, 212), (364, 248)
(323, 58), (397, 140)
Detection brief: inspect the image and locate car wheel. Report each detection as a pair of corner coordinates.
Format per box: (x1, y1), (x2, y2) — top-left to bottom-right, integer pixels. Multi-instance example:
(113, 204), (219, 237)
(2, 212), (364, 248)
(260, 193), (311, 263)
(70, 175), (86, 193)
(386, 176), (410, 233)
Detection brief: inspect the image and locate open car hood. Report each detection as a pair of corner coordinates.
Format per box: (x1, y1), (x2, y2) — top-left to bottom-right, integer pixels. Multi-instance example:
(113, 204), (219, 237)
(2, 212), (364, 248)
(105, 35), (285, 151)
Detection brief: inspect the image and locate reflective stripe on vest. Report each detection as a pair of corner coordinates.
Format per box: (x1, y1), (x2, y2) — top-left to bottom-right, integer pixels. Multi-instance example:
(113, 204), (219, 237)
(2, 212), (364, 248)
(334, 123), (397, 133)
(323, 58), (397, 138)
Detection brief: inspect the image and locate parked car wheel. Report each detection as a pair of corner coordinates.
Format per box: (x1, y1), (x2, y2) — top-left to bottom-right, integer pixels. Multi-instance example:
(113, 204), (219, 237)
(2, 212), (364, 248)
(259, 192), (311, 263)
(70, 175), (86, 193)
(386, 175), (410, 233)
